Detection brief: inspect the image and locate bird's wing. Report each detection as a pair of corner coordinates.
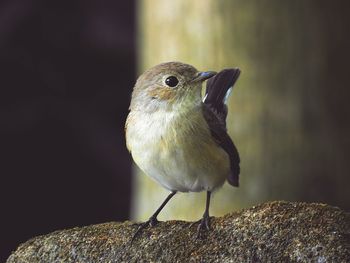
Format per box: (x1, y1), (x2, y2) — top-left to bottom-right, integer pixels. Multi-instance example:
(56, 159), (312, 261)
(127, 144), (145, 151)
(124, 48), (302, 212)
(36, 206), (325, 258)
(202, 68), (241, 187)
(202, 105), (240, 187)
(204, 68), (241, 121)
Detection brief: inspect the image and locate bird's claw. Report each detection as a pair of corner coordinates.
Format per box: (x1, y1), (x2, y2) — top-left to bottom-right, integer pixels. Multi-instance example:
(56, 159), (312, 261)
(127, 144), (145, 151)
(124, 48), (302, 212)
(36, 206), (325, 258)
(191, 215), (210, 239)
(131, 216), (159, 243)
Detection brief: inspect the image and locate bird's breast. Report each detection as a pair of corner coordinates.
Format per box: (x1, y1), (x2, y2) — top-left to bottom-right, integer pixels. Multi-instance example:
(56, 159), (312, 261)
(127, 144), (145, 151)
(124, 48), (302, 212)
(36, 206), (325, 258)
(125, 108), (230, 192)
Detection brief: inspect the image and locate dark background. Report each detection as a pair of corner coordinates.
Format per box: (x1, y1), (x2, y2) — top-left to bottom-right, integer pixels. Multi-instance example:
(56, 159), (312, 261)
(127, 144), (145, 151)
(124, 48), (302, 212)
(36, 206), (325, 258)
(0, 1), (135, 261)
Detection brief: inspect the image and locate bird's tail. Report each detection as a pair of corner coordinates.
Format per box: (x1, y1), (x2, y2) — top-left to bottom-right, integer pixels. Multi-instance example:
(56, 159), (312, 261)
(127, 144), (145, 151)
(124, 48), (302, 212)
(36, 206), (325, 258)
(203, 68), (241, 121)
(203, 68), (241, 187)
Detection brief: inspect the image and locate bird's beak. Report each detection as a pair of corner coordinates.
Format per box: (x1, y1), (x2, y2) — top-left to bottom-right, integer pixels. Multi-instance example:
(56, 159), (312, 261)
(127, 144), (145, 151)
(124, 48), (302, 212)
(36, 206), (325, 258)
(192, 71), (217, 83)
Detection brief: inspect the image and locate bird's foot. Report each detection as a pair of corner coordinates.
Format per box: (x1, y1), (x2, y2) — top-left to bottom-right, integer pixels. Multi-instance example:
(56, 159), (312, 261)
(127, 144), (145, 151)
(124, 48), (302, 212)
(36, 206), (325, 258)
(131, 216), (159, 243)
(190, 214), (210, 239)
(197, 214), (210, 238)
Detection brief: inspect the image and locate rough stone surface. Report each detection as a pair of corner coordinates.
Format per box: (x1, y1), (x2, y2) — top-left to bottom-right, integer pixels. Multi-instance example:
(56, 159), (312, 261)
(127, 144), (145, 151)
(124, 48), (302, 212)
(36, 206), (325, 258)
(7, 201), (350, 263)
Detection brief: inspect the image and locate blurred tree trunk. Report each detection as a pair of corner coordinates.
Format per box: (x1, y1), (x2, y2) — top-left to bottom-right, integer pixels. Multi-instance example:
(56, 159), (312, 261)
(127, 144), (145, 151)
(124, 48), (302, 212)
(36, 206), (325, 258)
(132, 0), (350, 221)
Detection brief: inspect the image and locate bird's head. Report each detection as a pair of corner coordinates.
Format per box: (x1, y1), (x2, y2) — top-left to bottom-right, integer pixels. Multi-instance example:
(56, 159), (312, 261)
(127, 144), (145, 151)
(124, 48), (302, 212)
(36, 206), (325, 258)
(130, 62), (216, 112)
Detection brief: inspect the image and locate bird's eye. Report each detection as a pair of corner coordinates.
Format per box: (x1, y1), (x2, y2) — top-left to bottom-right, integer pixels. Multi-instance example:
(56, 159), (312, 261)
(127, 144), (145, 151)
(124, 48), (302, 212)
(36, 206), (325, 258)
(165, 76), (179, 87)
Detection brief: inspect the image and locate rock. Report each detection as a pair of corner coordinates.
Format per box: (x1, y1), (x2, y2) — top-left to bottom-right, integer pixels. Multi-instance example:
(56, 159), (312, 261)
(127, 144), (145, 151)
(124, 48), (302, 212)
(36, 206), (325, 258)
(7, 201), (350, 262)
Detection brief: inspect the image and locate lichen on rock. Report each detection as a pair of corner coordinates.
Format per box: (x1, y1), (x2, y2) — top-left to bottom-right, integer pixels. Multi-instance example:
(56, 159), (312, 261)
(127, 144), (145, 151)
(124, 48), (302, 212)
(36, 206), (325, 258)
(7, 201), (350, 262)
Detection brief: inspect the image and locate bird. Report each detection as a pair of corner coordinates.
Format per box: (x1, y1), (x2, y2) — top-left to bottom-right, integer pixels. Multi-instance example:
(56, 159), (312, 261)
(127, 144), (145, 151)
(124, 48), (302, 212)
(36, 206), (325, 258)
(125, 61), (241, 240)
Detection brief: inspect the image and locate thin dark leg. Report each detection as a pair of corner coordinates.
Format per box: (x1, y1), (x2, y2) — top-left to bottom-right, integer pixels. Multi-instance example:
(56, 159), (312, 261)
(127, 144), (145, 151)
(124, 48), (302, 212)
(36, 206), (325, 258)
(131, 191), (177, 242)
(197, 191), (211, 238)
(149, 191), (177, 222)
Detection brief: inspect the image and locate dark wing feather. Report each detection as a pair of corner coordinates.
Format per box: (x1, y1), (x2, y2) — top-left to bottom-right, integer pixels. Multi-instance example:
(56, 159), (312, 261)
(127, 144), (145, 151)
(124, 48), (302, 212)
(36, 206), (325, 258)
(205, 68), (241, 121)
(203, 68), (241, 187)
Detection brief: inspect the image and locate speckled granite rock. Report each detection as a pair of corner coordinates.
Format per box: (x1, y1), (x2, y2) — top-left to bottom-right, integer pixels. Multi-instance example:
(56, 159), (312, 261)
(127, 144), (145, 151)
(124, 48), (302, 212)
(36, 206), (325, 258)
(7, 201), (350, 263)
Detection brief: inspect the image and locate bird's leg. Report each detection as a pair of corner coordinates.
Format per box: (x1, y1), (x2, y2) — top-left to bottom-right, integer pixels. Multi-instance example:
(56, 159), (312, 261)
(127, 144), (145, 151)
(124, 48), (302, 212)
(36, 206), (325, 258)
(196, 191), (211, 238)
(131, 191), (177, 242)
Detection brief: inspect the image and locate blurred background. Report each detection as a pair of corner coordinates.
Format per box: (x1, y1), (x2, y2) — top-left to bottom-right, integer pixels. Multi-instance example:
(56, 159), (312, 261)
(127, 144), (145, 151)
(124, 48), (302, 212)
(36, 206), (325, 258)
(1, 0), (350, 261)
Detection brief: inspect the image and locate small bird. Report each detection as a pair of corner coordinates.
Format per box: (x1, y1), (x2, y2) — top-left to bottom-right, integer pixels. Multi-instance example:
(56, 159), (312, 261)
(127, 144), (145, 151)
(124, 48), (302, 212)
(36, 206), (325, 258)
(125, 62), (241, 239)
